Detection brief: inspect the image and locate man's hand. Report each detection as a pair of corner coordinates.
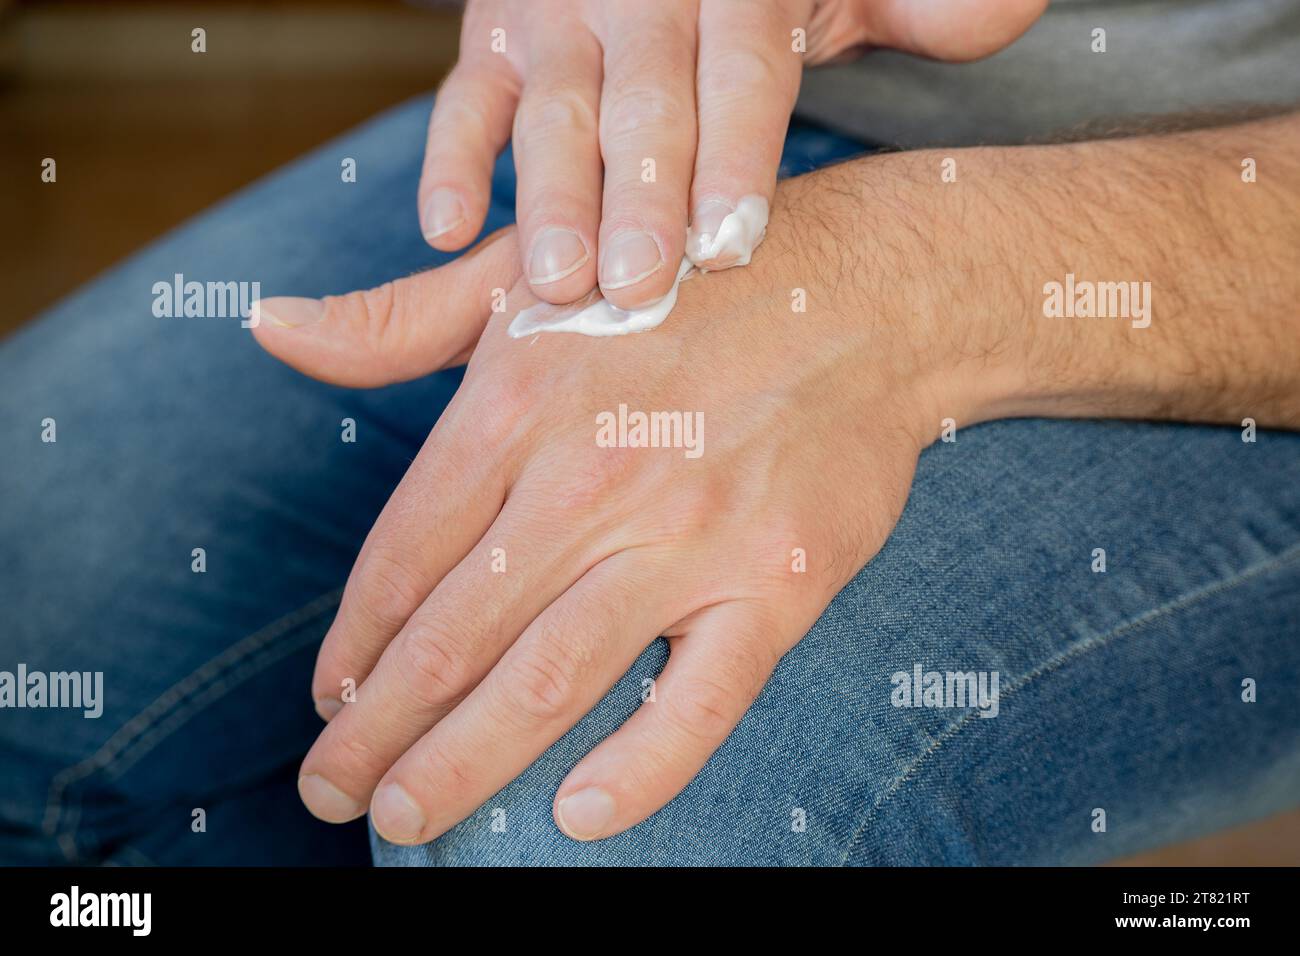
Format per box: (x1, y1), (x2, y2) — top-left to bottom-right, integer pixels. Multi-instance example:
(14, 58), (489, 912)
(257, 166), (950, 842)
(420, 0), (1047, 309)
(254, 112), (1300, 843)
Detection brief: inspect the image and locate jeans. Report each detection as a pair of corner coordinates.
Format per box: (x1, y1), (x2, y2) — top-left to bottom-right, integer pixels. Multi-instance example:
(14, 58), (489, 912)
(2, 94), (1298, 867)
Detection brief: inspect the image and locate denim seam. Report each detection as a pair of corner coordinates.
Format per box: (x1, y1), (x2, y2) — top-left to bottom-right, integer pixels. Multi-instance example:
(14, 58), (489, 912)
(42, 587), (343, 863)
(837, 541), (1300, 866)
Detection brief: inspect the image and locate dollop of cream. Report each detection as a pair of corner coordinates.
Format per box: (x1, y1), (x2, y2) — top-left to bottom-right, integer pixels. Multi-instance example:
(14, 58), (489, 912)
(507, 195), (769, 339)
(685, 195), (769, 271)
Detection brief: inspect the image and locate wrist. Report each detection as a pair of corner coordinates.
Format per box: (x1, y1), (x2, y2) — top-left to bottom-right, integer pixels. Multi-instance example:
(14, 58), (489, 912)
(823, 148), (1034, 444)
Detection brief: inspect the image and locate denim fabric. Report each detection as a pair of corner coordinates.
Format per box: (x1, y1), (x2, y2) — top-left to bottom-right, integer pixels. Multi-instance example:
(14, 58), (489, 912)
(1, 94), (1297, 867)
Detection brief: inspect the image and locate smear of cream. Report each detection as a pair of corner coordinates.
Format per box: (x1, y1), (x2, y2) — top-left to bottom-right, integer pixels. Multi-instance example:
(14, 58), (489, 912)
(507, 195), (769, 339)
(507, 258), (694, 338)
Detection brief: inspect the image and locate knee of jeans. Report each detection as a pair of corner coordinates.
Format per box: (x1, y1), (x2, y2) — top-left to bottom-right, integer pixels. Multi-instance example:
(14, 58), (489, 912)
(783, 573), (1010, 866)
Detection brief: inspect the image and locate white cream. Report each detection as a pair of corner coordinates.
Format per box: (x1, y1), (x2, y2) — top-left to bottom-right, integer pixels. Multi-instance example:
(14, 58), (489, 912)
(685, 195), (769, 271)
(507, 194), (769, 339)
(507, 257), (694, 338)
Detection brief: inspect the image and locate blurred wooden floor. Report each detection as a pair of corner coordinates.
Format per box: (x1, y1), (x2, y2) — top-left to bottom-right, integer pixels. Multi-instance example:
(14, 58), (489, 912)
(0, 0), (459, 333)
(1113, 806), (1299, 866)
(1, 0), (1296, 866)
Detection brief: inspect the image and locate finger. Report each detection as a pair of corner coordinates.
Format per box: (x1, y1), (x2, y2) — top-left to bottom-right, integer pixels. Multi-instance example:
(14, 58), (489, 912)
(418, 56), (519, 250)
(553, 600), (787, 841)
(305, 376), (534, 740)
(512, 24), (603, 304)
(369, 552), (687, 844)
(594, 3), (698, 309)
(300, 498), (586, 823)
(687, 0), (806, 270)
(250, 226), (519, 388)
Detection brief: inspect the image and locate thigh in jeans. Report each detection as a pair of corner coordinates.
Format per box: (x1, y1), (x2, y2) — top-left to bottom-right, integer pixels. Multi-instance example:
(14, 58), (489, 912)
(0, 94), (503, 865)
(373, 396), (1300, 865)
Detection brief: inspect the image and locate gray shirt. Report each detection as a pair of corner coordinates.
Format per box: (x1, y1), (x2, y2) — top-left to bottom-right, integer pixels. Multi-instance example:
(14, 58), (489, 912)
(794, 0), (1300, 146)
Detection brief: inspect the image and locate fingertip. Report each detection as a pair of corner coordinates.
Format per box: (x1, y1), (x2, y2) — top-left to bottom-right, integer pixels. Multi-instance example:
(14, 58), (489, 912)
(250, 296), (326, 331)
(523, 224), (593, 300)
(420, 186), (465, 239)
(298, 773), (365, 824)
(685, 198), (735, 269)
(314, 697), (343, 722)
(421, 187), (483, 250)
(371, 782), (428, 845)
(249, 296), (328, 368)
(598, 229), (679, 310)
(685, 191), (772, 272)
(554, 785), (618, 841)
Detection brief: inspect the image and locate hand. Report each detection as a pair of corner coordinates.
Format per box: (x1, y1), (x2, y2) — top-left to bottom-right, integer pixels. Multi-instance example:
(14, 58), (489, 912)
(255, 163), (967, 842)
(420, 0), (1047, 310)
(254, 110), (1300, 844)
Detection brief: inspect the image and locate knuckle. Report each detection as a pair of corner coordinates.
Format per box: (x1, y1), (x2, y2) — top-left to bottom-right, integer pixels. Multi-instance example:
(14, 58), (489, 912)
(670, 675), (741, 745)
(433, 84), (491, 141)
(652, 472), (727, 540)
(433, 58), (517, 137)
(350, 546), (425, 634)
(601, 85), (684, 144)
(331, 727), (390, 779)
(468, 369), (540, 447)
(500, 645), (578, 724)
(554, 444), (641, 512)
(697, 47), (784, 105)
(516, 87), (597, 145)
(323, 282), (408, 383)
(415, 734), (477, 794)
(676, 481), (723, 536)
(326, 281), (393, 336)
(359, 283), (403, 366)
(747, 513), (830, 601)
(397, 622), (474, 704)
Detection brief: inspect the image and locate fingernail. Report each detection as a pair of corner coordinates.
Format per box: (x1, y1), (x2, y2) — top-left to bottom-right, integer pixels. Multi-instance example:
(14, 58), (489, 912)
(599, 230), (663, 290)
(298, 774), (363, 823)
(528, 227), (589, 285)
(422, 188), (465, 240)
(687, 200), (734, 261)
(314, 697), (343, 722)
(555, 787), (616, 840)
(372, 783), (427, 844)
(254, 297), (325, 329)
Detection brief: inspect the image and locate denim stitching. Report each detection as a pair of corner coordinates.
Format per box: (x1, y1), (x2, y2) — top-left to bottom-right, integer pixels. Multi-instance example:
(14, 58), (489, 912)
(43, 587), (343, 863)
(837, 541), (1300, 865)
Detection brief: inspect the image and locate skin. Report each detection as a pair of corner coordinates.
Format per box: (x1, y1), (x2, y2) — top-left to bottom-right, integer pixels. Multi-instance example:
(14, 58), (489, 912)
(253, 112), (1300, 844)
(419, 0), (1048, 309)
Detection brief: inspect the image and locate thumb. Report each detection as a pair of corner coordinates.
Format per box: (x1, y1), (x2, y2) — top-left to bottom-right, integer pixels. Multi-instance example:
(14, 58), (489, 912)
(250, 226), (520, 388)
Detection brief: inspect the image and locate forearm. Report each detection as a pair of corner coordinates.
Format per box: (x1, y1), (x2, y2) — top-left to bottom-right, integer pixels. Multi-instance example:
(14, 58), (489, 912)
(843, 112), (1300, 436)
